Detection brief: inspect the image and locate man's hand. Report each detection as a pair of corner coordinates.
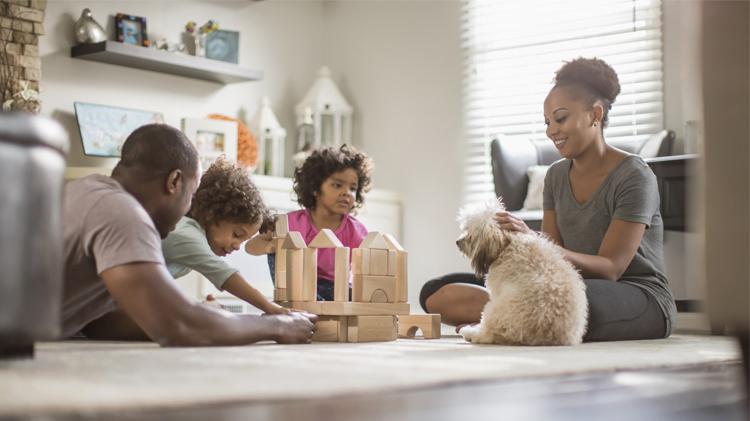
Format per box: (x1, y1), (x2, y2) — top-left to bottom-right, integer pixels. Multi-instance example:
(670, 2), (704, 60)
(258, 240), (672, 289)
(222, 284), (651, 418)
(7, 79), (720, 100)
(266, 312), (319, 344)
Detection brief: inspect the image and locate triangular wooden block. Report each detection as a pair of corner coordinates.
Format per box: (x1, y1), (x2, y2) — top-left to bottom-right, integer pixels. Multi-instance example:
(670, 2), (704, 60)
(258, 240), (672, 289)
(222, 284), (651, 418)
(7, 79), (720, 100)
(282, 231), (307, 249)
(359, 232), (389, 249)
(383, 233), (405, 251)
(275, 214), (289, 237)
(309, 228), (343, 248)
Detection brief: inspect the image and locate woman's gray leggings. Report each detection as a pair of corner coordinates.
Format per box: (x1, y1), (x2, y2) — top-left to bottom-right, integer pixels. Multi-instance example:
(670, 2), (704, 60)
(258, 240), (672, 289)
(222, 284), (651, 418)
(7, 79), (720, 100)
(419, 273), (668, 342)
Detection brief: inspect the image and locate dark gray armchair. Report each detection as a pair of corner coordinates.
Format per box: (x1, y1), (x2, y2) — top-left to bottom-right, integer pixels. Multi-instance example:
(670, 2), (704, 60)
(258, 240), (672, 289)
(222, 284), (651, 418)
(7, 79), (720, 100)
(490, 130), (675, 230)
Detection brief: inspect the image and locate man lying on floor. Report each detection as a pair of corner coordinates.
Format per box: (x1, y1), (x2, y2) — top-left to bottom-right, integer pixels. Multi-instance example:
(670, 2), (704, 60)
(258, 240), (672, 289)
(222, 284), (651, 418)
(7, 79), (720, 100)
(61, 123), (317, 346)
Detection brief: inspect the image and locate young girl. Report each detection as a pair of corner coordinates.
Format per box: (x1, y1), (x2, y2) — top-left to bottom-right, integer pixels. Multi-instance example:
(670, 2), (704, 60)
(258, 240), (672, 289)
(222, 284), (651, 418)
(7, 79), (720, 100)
(246, 145), (374, 301)
(162, 157), (289, 314)
(421, 58), (676, 342)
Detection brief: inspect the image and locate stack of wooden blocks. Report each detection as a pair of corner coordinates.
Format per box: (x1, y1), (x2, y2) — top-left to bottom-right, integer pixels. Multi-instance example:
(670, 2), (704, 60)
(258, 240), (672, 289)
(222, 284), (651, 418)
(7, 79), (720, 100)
(272, 215), (440, 342)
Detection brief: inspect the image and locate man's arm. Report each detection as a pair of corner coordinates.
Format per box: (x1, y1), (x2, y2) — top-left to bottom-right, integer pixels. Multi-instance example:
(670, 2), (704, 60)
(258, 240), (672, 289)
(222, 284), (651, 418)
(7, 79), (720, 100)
(100, 262), (317, 346)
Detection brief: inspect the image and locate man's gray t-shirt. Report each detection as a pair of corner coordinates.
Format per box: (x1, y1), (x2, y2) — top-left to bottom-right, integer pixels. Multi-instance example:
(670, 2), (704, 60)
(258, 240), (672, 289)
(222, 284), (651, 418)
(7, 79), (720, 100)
(62, 175), (164, 338)
(161, 216), (237, 289)
(543, 155), (676, 334)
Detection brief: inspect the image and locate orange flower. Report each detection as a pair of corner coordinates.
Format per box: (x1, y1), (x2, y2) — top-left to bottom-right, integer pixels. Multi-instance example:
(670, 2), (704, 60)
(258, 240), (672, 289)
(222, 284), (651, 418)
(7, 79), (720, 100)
(207, 114), (258, 169)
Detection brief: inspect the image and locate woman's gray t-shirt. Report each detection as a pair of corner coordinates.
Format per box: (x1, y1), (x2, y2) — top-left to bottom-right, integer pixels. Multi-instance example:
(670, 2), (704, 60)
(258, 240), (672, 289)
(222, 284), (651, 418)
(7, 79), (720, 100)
(542, 155), (676, 334)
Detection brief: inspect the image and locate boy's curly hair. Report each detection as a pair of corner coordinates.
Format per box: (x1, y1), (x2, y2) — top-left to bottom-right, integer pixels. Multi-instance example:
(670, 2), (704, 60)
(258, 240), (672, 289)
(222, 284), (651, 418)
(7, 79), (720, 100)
(293, 144), (374, 211)
(188, 157), (269, 228)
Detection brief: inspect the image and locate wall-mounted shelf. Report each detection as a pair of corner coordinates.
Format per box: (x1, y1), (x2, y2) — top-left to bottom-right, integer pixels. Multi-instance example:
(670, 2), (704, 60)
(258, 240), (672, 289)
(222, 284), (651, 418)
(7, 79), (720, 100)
(70, 41), (263, 84)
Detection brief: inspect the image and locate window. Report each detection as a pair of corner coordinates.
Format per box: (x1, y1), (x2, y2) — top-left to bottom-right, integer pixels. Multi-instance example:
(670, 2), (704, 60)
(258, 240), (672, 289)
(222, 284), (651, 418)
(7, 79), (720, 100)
(461, 0), (664, 205)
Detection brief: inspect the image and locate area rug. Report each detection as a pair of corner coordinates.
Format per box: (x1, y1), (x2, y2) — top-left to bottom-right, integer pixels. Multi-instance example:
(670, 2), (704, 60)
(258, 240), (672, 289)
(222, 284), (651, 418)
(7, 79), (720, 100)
(0, 334), (740, 417)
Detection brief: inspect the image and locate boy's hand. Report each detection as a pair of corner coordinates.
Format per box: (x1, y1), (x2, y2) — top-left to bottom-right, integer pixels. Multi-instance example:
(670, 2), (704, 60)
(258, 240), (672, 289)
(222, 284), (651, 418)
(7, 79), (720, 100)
(245, 232), (275, 255)
(266, 312), (319, 344)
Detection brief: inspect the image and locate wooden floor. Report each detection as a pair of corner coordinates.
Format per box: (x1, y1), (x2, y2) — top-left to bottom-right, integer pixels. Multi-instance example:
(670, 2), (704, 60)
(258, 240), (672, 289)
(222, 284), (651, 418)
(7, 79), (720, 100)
(31, 362), (746, 421)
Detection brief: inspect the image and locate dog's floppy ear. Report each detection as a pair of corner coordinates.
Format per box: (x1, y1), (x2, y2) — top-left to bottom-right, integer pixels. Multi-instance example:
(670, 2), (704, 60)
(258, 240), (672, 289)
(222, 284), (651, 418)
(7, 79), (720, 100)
(470, 225), (502, 278)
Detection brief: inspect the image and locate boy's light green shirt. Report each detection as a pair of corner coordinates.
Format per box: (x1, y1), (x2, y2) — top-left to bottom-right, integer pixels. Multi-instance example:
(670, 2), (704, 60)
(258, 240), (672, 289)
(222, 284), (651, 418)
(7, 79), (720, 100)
(161, 216), (237, 289)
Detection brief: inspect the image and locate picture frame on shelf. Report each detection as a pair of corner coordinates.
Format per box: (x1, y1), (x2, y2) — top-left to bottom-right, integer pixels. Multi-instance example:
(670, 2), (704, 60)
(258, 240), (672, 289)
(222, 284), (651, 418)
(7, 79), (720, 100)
(181, 118), (238, 170)
(205, 29), (240, 64)
(73, 102), (164, 157)
(115, 13), (149, 47)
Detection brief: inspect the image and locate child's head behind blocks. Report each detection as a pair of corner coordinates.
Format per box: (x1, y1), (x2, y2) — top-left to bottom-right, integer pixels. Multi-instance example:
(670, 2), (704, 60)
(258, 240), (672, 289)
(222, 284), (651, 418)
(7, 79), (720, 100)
(188, 157), (269, 256)
(293, 145), (374, 215)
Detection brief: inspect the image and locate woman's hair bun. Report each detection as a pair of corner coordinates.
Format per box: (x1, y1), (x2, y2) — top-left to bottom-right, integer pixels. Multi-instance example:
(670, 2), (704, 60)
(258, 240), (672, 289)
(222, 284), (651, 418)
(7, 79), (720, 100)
(555, 57), (620, 104)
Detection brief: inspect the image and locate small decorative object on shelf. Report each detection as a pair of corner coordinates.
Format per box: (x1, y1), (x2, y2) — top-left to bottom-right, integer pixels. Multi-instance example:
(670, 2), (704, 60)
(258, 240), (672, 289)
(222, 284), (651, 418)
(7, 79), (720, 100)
(115, 13), (149, 47)
(249, 97), (287, 177)
(185, 20), (219, 57)
(182, 117), (238, 171)
(295, 66), (353, 148)
(292, 107), (315, 168)
(208, 114), (259, 170)
(205, 30), (240, 64)
(74, 8), (106, 45)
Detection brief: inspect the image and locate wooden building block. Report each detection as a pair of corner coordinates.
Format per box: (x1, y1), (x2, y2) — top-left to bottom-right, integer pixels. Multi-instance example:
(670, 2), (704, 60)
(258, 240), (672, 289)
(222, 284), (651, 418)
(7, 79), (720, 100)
(369, 249), (388, 276)
(360, 232), (389, 250)
(383, 233), (405, 251)
(398, 314), (441, 339)
(394, 251), (408, 303)
(333, 247), (350, 302)
(309, 228), (344, 248)
(282, 231), (306, 249)
(387, 250), (397, 276)
(286, 249), (304, 301)
(362, 275), (396, 303)
(351, 248), (370, 275)
(312, 316), (348, 342)
(274, 239), (288, 292)
(274, 288), (287, 302)
(280, 301), (410, 316)
(347, 315), (397, 342)
(275, 214), (289, 237)
(302, 248), (318, 301)
(352, 274), (363, 302)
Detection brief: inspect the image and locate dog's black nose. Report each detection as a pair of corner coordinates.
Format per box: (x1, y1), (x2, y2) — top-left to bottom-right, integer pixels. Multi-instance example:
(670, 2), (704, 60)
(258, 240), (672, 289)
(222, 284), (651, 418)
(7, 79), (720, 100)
(456, 240), (461, 247)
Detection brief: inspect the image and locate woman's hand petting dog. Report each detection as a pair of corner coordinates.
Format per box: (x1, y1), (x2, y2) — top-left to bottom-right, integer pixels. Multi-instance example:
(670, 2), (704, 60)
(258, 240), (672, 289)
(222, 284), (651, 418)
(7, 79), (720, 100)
(493, 211), (532, 234)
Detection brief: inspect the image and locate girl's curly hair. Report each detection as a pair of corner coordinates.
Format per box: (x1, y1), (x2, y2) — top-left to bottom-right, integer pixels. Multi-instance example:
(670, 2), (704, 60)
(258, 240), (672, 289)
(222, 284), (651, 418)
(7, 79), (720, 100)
(293, 144), (374, 211)
(188, 157), (269, 228)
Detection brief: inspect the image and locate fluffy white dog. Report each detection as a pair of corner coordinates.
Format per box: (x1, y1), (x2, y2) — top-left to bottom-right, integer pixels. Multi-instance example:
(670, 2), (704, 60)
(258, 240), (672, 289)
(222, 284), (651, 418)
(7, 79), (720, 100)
(457, 200), (588, 345)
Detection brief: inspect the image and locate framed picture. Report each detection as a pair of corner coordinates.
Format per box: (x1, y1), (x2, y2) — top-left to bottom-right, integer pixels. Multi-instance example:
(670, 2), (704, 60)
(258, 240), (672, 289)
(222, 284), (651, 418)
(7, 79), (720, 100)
(181, 118), (238, 170)
(73, 102), (164, 157)
(205, 30), (239, 64)
(115, 13), (149, 47)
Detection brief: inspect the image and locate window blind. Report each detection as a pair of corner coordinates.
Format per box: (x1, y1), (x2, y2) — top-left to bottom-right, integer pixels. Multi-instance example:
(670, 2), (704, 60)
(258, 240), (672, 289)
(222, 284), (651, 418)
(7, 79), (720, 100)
(461, 0), (664, 206)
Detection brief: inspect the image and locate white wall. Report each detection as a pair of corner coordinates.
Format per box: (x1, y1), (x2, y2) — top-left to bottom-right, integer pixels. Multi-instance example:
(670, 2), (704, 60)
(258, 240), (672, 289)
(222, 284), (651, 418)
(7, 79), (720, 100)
(321, 1), (468, 304)
(40, 0), (326, 172)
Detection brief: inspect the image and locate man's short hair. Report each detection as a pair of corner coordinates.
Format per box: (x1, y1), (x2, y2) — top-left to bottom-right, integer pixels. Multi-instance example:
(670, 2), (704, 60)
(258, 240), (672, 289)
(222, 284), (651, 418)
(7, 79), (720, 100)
(114, 124), (199, 178)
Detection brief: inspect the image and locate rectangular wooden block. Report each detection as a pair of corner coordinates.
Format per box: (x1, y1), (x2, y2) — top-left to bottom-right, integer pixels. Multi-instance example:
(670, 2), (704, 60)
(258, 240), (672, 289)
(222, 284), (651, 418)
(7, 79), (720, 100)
(347, 315), (397, 342)
(351, 248), (370, 276)
(387, 250), (397, 276)
(312, 316), (348, 342)
(275, 214), (289, 237)
(395, 251), (408, 303)
(279, 301), (410, 316)
(398, 314), (441, 339)
(275, 239), (287, 289)
(302, 248), (318, 301)
(333, 247), (350, 302)
(286, 249), (304, 301)
(362, 275), (396, 303)
(352, 274), (363, 302)
(369, 249), (388, 276)
(274, 288), (287, 302)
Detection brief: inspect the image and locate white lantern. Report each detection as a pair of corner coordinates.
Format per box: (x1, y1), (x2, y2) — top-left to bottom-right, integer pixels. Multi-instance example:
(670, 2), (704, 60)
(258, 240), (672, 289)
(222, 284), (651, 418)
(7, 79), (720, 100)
(295, 66), (353, 147)
(249, 97), (287, 177)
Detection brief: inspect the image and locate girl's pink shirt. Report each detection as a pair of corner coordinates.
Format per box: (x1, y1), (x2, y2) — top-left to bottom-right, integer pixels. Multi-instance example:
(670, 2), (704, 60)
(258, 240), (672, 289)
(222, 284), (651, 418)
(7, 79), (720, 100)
(286, 209), (368, 282)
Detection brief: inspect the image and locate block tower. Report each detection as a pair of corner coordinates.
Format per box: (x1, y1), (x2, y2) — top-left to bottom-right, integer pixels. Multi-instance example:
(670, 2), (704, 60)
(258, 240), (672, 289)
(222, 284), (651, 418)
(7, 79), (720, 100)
(271, 215), (440, 342)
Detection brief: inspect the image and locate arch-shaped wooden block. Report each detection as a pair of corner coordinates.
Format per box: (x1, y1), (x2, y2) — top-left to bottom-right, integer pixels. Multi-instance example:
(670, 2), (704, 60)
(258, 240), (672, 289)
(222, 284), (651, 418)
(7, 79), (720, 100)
(398, 314), (441, 339)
